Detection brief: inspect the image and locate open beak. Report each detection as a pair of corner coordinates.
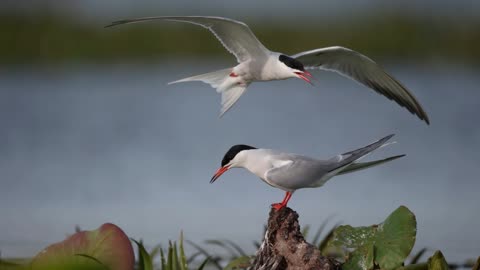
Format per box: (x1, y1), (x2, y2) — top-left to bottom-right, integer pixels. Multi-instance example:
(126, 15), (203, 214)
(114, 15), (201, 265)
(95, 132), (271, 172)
(210, 166), (230, 183)
(294, 71), (313, 85)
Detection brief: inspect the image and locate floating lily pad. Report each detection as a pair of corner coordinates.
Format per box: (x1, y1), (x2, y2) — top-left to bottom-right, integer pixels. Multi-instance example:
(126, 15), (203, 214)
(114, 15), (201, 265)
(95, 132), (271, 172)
(31, 223), (134, 270)
(322, 206), (416, 270)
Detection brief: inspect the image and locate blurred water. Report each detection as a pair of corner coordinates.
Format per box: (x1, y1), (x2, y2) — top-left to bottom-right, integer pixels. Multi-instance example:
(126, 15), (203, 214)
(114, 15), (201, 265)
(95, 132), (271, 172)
(0, 61), (479, 262)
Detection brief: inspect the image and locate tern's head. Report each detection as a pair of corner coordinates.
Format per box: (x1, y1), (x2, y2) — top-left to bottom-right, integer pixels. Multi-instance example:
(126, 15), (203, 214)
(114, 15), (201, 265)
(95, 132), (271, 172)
(210, 144), (257, 183)
(278, 54), (312, 84)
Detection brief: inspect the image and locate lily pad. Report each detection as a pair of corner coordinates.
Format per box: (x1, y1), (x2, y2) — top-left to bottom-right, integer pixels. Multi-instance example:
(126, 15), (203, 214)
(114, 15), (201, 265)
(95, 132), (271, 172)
(322, 206), (416, 270)
(31, 223), (134, 270)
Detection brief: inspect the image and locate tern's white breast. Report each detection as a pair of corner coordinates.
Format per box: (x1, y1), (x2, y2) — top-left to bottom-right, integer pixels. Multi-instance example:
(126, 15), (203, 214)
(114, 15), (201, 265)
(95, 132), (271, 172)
(259, 53), (294, 81)
(237, 53), (292, 82)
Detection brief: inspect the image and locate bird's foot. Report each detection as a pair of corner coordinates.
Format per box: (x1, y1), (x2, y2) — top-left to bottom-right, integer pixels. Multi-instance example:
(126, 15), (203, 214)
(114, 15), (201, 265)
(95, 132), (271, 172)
(271, 203), (286, 211)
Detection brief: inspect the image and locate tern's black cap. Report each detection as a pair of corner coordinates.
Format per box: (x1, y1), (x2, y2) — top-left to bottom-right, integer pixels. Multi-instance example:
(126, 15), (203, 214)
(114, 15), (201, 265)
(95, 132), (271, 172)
(279, 55), (305, 71)
(221, 144), (257, 167)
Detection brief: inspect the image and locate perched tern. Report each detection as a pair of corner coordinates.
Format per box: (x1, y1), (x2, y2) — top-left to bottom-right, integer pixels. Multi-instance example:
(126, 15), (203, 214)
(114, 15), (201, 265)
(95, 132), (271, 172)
(106, 16), (429, 124)
(210, 134), (403, 210)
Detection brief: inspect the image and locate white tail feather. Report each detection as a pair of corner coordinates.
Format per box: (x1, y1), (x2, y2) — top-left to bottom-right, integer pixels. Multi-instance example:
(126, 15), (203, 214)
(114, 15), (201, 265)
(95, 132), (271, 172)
(355, 141), (397, 161)
(168, 68), (232, 90)
(220, 84), (249, 117)
(168, 67), (250, 116)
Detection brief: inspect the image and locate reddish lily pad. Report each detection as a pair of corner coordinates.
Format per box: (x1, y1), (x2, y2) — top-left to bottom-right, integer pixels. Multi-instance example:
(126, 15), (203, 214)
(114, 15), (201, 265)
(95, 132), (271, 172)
(31, 223), (134, 270)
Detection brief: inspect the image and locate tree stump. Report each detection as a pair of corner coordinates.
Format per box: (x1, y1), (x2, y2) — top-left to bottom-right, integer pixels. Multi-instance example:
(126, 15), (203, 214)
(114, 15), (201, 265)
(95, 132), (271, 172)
(250, 207), (340, 270)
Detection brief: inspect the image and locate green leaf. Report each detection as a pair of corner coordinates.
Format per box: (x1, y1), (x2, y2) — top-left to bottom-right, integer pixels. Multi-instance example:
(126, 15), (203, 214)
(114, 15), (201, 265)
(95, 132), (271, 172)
(318, 224), (339, 251)
(132, 239), (153, 270)
(322, 206), (416, 270)
(172, 242), (179, 270)
(342, 243), (375, 270)
(311, 216), (335, 246)
(160, 247), (167, 270)
(179, 232), (188, 270)
(224, 256), (252, 270)
(399, 262), (428, 270)
(149, 244), (161, 260)
(428, 251), (449, 270)
(74, 254), (109, 269)
(31, 223), (134, 270)
(0, 258), (29, 270)
(167, 241), (174, 270)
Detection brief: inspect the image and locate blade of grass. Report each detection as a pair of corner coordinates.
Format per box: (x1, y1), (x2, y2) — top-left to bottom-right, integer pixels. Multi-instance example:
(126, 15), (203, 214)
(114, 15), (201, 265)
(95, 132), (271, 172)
(149, 244), (161, 261)
(301, 224), (310, 239)
(160, 247), (166, 270)
(179, 232), (188, 270)
(197, 258), (210, 270)
(205, 240), (238, 258)
(167, 241), (173, 270)
(222, 239), (247, 257)
(311, 215), (334, 245)
(131, 239), (153, 270)
(410, 248), (428, 264)
(172, 242), (179, 270)
(187, 252), (202, 265)
(186, 240), (222, 270)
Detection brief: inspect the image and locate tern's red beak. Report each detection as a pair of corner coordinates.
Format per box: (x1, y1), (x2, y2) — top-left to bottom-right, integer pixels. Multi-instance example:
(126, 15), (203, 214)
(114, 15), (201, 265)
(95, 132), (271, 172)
(210, 166), (230, 183)
(294, 71), (313, 84)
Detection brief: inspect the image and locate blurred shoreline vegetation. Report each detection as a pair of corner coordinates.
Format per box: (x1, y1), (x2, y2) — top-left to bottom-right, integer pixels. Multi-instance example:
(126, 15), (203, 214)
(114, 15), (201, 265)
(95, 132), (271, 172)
(2, 13), (480, 66)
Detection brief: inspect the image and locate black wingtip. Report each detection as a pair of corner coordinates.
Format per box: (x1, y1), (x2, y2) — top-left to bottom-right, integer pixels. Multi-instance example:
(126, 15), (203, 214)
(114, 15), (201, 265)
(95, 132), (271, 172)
(104, 21), (123, 28)
(424, 116), (430, 125)
(384, 134), (395, 141)
(389, 154), (406, 160)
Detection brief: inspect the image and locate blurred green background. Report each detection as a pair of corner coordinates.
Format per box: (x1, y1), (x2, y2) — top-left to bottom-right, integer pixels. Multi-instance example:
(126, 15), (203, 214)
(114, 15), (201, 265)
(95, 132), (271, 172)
(2, 3), (480, 65)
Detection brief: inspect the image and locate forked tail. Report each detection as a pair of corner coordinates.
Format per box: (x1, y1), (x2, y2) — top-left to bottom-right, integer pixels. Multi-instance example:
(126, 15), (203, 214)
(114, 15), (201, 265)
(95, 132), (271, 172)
(168, 68), (249, 117)
(328, 134), (399, 173)
(168, 68), (232, 90)
(337, 154), (405, 175)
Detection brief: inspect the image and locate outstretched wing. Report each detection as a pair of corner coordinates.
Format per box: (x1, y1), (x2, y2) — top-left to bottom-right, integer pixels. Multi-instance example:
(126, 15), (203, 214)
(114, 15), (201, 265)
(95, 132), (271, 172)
(106, 16), (270, 63)
(292, 46), (429, 124)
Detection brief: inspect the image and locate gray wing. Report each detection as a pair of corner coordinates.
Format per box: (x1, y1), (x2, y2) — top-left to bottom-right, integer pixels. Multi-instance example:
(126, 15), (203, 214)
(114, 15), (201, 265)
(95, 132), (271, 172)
(106, 16), (269, 63)
(265, 154), (336, 191)
(265, 134), (397, 190)
(292, 46), (429, 124)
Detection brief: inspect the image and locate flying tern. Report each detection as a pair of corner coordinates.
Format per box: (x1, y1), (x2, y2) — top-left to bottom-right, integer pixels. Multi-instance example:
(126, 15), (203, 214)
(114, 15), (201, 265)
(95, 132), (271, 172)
(106, 16), (429, 124)
(210, 134), (404, 210)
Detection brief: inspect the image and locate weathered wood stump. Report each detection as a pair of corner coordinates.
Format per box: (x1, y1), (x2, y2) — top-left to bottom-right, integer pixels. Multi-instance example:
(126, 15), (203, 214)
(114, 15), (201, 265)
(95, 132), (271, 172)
(250, 207), (340, 270)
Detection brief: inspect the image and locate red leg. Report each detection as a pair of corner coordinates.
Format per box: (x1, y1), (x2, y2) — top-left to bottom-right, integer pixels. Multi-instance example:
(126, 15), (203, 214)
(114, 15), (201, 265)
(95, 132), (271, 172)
(229, 72), (239, 77)
(272, 191), (293, 210)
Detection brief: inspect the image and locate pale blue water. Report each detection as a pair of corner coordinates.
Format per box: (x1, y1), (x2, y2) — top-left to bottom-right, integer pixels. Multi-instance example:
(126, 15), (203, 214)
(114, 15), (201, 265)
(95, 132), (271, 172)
(0, 61), (479, 262)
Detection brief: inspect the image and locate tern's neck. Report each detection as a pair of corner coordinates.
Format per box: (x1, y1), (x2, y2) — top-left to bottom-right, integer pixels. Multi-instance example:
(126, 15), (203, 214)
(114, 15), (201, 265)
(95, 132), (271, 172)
(235, 149), (272, 179)
(262, 55), (296, 81)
